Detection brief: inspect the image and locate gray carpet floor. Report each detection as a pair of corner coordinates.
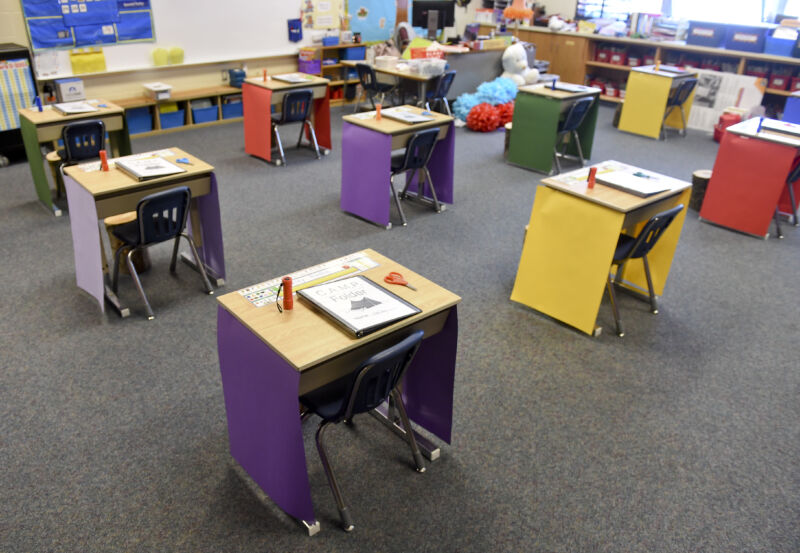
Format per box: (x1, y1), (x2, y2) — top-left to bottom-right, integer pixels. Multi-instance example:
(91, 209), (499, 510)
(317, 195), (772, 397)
(2, 104), (798, 552)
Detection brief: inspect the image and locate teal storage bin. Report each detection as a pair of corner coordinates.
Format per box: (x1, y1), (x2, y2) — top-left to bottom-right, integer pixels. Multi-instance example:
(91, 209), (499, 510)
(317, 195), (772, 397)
(222, 102), (243, 119)
(160, 109), (185, 129)
(126, 107), (153, 134)
(192, 105), (218, 124)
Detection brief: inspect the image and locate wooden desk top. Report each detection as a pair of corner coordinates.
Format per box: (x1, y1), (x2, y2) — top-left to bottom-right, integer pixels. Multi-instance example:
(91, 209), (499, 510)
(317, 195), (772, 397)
(727, 117), (800, 148)
(243, 73), (329, 91)
(342, 105), (453, 135)
(64, 147), (213, 199)
(542, 160), (691, 213)
(341, 60), (436, 82)
(217, 249), (461, 372)
(18, 99), (124, 125)
(519, 83), (602, 100)
(632, 65), (697, 78)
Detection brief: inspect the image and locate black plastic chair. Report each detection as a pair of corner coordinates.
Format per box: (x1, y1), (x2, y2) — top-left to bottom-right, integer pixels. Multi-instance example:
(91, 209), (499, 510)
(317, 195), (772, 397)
(299, 330), (426, 532)
(425, 70), (456, 116)
(55, 120), (106, 197)
(553, 97), (595, 174)
(661, 78), (697, 139)
(111, 186), (213, 320)
(390, 128), (442, 227)
(353, 63), (396, 113)
(271, 89), (320, 166)
(774, 159), (800, 238)
(606, 204), (684, 337)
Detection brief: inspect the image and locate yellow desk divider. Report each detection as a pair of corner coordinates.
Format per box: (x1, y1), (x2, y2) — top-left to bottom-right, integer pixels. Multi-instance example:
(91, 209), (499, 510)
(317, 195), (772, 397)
(69, 48), (106, 74)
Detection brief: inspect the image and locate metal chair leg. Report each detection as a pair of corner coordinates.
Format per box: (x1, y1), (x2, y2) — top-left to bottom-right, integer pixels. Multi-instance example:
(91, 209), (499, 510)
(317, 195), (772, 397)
(390, 174), (408, 227)
(126, 248), (155, 320)
(774, 207), (784, 239)
(305, 120), (321, 159)
(642, 254), (659, 314)
(442, 97), (451, 116)
(272, 124), (286, 166)
(111, 244), (126, 293)
(606, 275), (624, 337)
(315, 422), (354, 532)
(787, 180), (798, 226)
(552, 142), (562, 174)
(169, 234), (181, 273)
(572, 130), (585, 166)
(660, 106), (675, 140)
(423, 167), (442, 213)
(679, 106), (687, 137)
(180, 233), (214, 294)
(390, 388), (426, 472)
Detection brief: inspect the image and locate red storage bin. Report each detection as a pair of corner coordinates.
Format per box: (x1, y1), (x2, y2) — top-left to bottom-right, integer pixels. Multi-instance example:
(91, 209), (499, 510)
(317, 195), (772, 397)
(595, 48), (611, 62)
(790, 77), (800, 91)
(609, 51), (628, 65)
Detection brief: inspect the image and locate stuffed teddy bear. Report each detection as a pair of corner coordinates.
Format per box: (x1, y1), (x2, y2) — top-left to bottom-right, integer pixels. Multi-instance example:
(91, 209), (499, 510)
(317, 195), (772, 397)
(500, 43), (540, 86)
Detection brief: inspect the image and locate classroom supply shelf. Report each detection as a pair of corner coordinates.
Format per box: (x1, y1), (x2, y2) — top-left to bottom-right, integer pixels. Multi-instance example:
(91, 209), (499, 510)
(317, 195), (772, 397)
(112, 85), (242, 136)
(300, 43), (366, 105)
(479, 23), (800, 116)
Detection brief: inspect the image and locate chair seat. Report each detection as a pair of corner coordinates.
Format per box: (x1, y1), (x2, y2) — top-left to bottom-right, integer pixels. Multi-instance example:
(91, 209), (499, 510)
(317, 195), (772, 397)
(300, 374), (353, 422)
(111, 219), (142, 247)
(613, 234), (636, 262)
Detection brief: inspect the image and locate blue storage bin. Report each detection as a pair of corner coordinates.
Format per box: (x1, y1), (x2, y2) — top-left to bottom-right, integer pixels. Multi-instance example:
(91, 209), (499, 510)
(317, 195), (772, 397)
(724, 25), (768, 53)
(322, 36), (339, 46)
(159, 109), (185, 129)
(192, 105), (217, 124)
(126, 107), (153, 134)
(222, 101), (243, 119)
(687, 21), (726, 48)
(341, 46), (366, 60)
(765, 30), (797, 57)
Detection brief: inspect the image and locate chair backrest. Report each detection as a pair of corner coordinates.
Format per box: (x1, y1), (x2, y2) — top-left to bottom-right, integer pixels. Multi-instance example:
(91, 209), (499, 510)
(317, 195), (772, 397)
(397, 128), (440, 172)
(668, 78), (697, 108)
(61, 120), (105, 164)
(356, 63), (378, 90)
(434, 70), (456, 99)
(787, 156), (800, 184)
(136, 186), (191, 246)
(625, 204), (685, 260)
(280, 89), (314, 124)
(339, 330), (425, 421)
(558, 97), (595, 133)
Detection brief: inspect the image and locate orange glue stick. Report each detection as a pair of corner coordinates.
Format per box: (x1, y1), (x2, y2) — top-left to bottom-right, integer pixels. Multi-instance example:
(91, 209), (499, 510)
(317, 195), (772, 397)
(99, 150), (109, 171)
(588, 167), (597, 189)
(375, 103), (382, 121)
(282, 276), (293, 310)
(263, 69), (267, 82)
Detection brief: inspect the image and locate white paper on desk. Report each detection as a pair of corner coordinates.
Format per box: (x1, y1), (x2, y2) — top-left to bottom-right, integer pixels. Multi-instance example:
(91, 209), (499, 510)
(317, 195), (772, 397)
(596, 171), (670, 197)
(688, 70), (764, 133)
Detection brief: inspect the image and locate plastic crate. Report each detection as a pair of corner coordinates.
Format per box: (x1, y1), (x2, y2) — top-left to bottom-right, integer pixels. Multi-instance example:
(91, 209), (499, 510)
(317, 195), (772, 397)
(725, 25), (767, 53)
(341, 46), (365, 60)
(125, 107), (152, 134)
(192, 105), (217, 124)
(322, 36), (339, 46)
(791, 77), (800, 91)
(160, 109), (185, 129)
(298, 59), (321, 74)
(222, 101), (243, 119)
(768, 74), (791, 90)
(609, 51), (627, 65)
(687, 22), (726, 48)
(764, 30), (796, 57)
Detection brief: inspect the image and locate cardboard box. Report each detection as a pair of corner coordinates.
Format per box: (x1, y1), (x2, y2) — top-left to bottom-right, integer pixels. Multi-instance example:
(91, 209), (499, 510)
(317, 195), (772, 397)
(54, 78), (85, 102)
(143, 82), (172, 100)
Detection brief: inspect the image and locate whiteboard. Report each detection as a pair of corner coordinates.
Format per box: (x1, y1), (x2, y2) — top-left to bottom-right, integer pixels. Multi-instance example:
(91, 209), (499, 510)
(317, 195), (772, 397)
(36, 0), (327, 79)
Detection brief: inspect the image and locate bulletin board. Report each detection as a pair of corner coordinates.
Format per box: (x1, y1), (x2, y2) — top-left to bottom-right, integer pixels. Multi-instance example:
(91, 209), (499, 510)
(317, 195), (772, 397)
(26, 0), (340, 79)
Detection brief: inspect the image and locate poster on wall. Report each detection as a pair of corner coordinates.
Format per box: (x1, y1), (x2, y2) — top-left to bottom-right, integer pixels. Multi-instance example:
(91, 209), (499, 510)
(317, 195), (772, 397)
(313, 0), (342, 29)
(688, 70), (765, 132)
(348, 0), (396, 42)
(21, 0), (155, 51)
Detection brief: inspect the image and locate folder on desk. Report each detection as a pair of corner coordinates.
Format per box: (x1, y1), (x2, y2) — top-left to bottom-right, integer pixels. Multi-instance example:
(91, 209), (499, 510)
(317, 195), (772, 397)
(272, 73), (315, 83)
(114, 156), (186, 181)
(298, 275), (420, 338)
(381, 107), (434, 124)
(596, 171), (670, 197)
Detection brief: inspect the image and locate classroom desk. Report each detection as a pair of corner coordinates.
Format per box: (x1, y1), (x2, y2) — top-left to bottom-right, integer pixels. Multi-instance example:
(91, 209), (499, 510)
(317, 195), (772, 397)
(511, 160), (691, 336)
(216, 249), (460, 534)
(507, 83), (601, 174)
(18, 99), (131, 216)
(341, 60), (439, 106)
(242, 74), (331, 163)
(618, 65), (697, 140)
(63, 147), (225, 317)
(699, 117), (800, 238)
(340, 106), (455, 228)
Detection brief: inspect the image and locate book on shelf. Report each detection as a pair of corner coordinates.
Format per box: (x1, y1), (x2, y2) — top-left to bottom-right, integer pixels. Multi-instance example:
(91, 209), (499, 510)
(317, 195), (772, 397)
(596, 171), (671, 197)
(381, 107), (434, 124)
(114, 155), (186, 181)
(297, 275), (421, 338)
(53, 101), (99, 115)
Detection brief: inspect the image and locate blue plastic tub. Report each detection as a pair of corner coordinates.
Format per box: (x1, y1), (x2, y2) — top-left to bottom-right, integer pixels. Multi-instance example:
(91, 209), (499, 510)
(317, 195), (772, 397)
(322, 36), (339, 46)
(126, 107), (153, 134)
(765, 30), (796, 57)
(341, 46), (366, 60)
(222, 101), (243, 119)
(724, 25), (768, 53)
(192, 105), (217, 124)
(159, 109), (185, 129)
(687, 22), (726, 48)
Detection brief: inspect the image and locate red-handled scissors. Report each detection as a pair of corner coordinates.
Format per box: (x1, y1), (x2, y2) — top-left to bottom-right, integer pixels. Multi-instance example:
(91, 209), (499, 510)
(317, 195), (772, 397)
(384, 271), (417, 291)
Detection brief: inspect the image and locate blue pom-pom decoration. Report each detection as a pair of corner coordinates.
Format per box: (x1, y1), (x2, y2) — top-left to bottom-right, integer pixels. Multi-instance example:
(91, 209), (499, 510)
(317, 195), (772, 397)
(453, 92), (480, 121)
(453, 77), (519, 121)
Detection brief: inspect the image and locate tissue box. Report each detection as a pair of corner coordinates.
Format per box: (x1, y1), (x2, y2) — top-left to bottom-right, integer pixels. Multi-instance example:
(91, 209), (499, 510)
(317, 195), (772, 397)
(54, 78), (85, 102)
(143, 82), (172, 100)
